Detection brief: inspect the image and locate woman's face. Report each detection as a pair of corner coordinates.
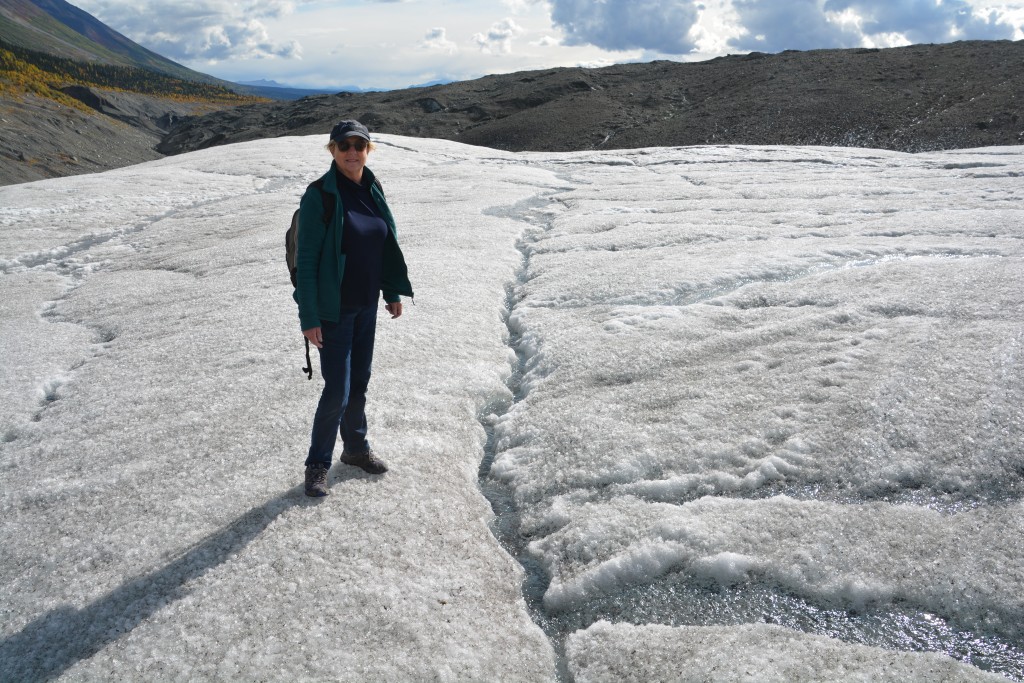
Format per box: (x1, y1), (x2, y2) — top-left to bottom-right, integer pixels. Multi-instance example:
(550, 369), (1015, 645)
(332, 137), (370, 182)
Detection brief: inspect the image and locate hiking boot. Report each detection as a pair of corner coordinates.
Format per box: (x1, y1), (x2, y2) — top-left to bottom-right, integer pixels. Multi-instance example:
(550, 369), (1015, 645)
(304, 463), (330, 497)
(340, 447), (388, 474)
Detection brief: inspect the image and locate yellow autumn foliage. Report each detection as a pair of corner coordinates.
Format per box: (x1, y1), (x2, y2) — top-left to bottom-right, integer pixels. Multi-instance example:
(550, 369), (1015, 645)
(0, 41), (267, 109)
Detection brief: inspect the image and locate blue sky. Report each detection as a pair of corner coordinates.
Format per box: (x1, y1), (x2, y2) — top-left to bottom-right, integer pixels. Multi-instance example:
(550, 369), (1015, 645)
(69, 0), (1024, 90)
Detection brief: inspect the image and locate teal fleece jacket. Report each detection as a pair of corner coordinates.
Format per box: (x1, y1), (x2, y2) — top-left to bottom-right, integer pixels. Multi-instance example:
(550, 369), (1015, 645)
(293, 163), (413, 331)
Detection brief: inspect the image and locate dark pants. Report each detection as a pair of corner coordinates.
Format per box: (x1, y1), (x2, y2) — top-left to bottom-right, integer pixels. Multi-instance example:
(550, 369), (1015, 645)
(305, 305), (377, 467)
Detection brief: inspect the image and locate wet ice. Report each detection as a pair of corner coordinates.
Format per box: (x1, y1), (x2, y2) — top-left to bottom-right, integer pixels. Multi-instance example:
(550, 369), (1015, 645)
(491, 144), (1024, 678)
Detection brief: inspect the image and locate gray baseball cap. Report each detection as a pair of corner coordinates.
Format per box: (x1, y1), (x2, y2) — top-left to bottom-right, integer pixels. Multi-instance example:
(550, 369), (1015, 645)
(330, 120), (371, 143)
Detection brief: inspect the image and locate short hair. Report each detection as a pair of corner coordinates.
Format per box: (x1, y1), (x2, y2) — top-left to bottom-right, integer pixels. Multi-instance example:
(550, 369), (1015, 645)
(327, 139), (376, 153)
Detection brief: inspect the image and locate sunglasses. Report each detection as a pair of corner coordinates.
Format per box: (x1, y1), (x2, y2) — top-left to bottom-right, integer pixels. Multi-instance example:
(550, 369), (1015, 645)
(337, 139), (368, 152)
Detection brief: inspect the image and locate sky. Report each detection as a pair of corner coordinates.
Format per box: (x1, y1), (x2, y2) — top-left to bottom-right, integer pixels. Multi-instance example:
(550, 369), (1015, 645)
(67, 0), (1024, 90)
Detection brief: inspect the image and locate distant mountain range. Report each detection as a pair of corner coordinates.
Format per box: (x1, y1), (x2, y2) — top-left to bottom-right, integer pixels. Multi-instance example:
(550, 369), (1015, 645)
(1, 0), (1021, 187)
(238, 79), (350, 92)
(235, 79), (349, 101)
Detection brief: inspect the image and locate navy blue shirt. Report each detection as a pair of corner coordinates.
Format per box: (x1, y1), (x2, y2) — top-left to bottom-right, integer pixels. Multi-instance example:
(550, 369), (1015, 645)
(337, 172), (389, 307)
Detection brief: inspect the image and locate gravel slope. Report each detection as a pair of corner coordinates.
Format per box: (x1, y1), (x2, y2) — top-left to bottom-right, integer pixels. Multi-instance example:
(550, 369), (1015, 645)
(159, 40), (1024, 156)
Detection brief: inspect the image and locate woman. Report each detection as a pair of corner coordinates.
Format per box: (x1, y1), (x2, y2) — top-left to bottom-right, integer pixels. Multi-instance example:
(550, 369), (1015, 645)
(294, 120), (413, 497)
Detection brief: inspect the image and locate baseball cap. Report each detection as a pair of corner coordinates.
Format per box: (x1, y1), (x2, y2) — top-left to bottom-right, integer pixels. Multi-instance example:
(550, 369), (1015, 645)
(330, 120), (371, 143)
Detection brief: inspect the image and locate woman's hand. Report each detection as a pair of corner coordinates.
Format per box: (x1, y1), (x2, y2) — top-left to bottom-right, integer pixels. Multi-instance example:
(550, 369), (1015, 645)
(303, 326), (323, 349)
(385, 302), (403, 319)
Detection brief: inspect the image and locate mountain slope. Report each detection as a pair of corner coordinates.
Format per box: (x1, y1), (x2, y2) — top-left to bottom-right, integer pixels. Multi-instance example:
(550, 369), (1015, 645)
(160, 40), (1024, 156)
(0, 0), (268, 185)
(0, 0), (230, 86)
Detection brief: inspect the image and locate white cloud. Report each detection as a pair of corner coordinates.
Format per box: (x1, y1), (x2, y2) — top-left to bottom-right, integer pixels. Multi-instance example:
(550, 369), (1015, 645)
(65, 0), (1024, 91)
(824, 0), (1015, 42)
(729, 0), (861, 52)
(72, 0), (302, 62)
(473, 18), (525, 54)
(548, 0), (701, 54)
(421, 27), (459, 54)
(503, 0), (545, 12)
(728, 0), (1017, 53)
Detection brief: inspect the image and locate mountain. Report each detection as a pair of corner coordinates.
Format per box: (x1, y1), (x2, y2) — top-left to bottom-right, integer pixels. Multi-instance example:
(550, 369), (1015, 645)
(237, 79), (291, 89)
(159, 40), (1024, 156)
(0, 0), (263, 185)
(235, 78), (344, 101)
(0, 0), (229, 85)
(2, 0), (1021, 188)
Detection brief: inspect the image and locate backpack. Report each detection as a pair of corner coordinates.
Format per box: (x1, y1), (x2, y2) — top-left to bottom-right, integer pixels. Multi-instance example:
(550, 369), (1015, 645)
(287, 178), (332, 289)
(286, 176), (385, 379)
(287, 179), (333, 379)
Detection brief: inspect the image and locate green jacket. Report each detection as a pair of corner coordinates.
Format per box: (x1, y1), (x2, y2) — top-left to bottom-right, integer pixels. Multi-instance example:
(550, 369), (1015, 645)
(293, 163), (413, 331)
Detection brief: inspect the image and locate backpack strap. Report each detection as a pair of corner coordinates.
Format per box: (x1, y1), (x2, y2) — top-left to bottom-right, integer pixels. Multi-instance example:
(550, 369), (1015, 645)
(311, 177), (334, 225)
(303, 337), (313, 380)
(299, 178), (333, 381)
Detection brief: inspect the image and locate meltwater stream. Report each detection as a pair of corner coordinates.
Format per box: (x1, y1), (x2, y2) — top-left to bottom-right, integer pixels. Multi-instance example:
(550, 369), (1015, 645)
(475, 189), (1024, 682)
(476, 194), (575, 679)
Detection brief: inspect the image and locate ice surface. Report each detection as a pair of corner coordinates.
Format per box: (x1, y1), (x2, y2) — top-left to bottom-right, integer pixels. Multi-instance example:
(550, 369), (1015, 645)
(2, 137), (1022, 680)
(487, 144), (1024, 678)
(534, 496), (1024, 634)
(0, 136), (558, 681)
(567, 621), (1007, 682)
